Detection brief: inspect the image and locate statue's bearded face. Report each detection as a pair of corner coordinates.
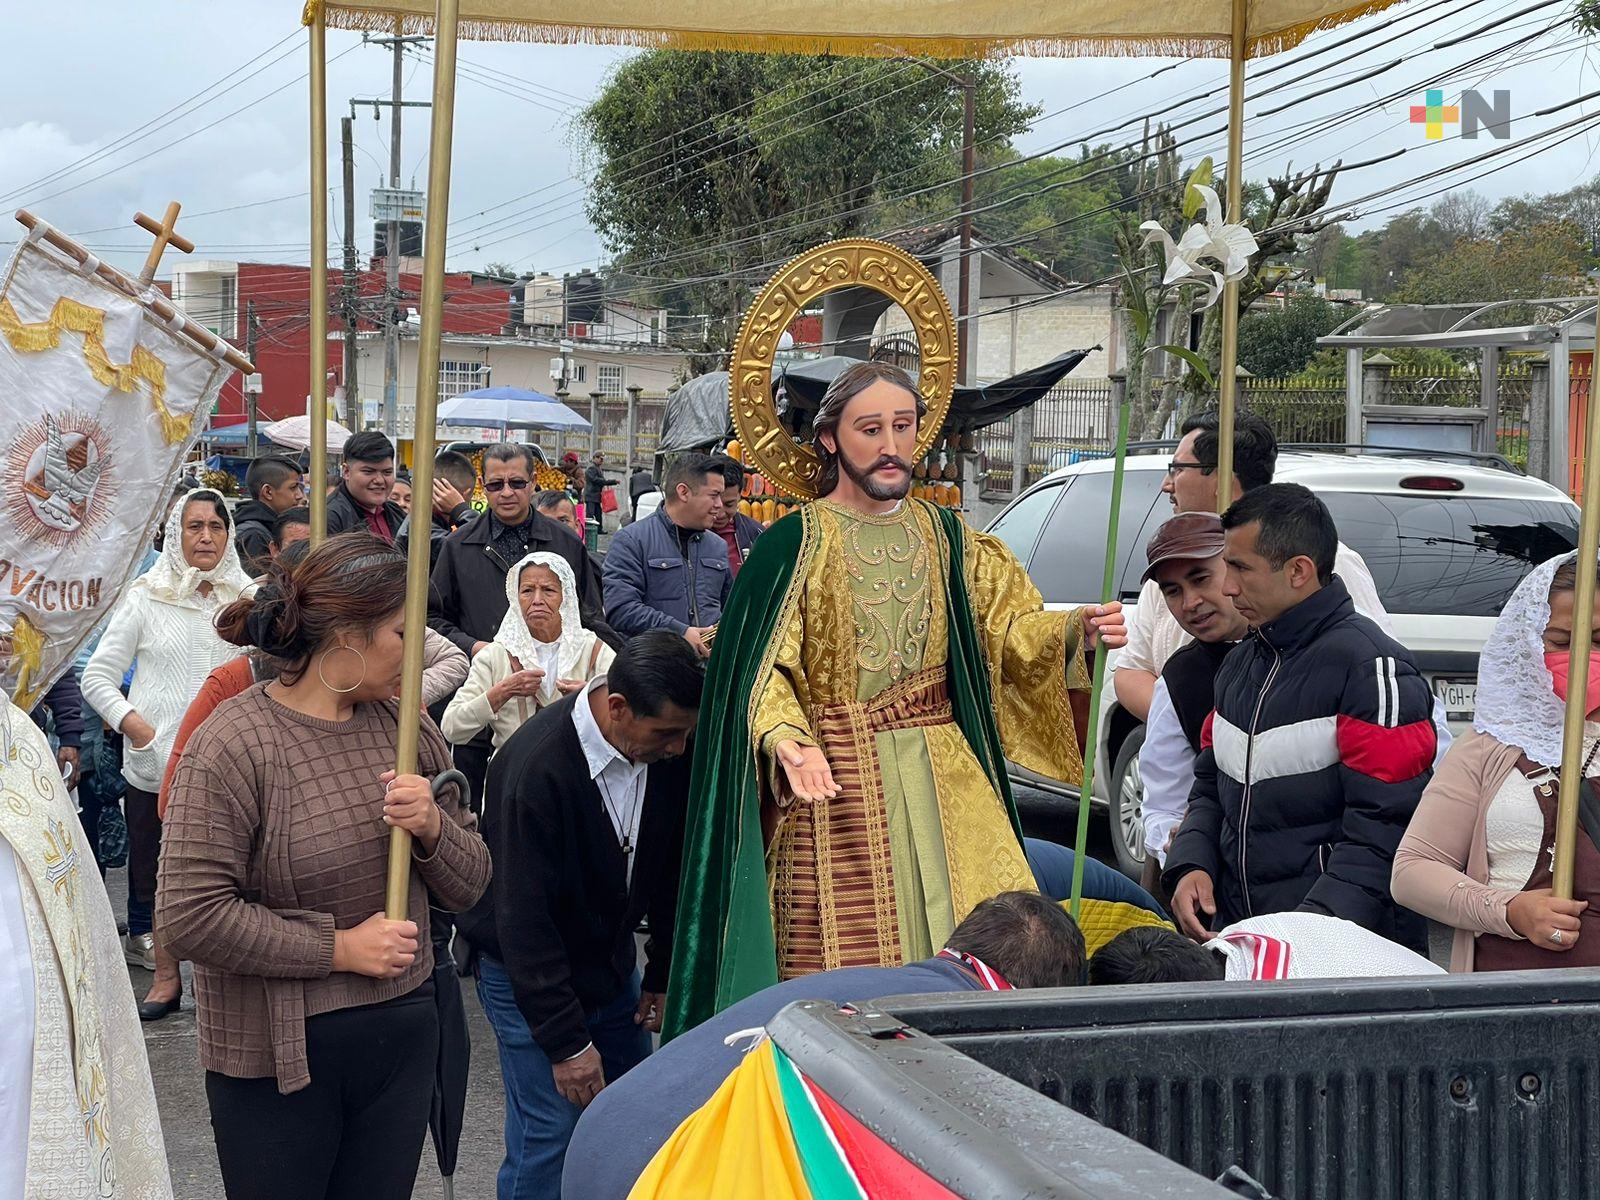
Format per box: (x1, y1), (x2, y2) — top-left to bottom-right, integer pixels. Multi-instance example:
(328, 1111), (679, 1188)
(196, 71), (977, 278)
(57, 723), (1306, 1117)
(821, 380), (920, 502)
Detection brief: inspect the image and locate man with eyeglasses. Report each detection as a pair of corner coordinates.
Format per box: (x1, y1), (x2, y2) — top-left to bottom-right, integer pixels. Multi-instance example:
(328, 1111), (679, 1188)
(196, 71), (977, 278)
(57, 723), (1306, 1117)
(1113, 411), (1392, 723)
(429, 443), (612, 661)
(430, 442), (618, 805)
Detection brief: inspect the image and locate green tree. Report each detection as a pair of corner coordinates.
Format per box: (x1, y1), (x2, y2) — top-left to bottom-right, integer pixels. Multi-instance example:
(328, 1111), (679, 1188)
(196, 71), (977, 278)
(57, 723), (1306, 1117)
(580, 51), (1037, 357)
(1393, 221), (1588, 303)
(1237, 294), (1346, 378)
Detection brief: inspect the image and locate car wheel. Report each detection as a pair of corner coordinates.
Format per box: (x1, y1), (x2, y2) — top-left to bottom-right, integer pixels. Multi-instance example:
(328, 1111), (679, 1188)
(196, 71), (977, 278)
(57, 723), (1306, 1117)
(1108, 726), (1147, 881)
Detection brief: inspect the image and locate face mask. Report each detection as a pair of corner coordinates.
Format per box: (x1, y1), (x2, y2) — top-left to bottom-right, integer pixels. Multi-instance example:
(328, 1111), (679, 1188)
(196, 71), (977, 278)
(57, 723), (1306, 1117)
(1544, 650), (1600, 715)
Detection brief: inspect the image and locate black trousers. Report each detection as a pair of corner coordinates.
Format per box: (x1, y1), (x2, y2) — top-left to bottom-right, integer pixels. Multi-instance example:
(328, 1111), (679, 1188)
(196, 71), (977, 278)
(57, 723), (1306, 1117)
(124, 785), (160, 935)
(206, 979), (439, 1200)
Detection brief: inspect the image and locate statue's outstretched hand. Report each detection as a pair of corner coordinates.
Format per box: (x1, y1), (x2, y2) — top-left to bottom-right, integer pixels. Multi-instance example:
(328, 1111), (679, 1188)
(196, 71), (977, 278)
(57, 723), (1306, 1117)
(775, 740), (841, 803)
(1082, 601), (1126, 650)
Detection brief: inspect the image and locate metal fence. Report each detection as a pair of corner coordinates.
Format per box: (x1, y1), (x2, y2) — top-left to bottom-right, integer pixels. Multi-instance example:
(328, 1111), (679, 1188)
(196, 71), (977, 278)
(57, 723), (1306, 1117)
(975, 363), (1543, 502)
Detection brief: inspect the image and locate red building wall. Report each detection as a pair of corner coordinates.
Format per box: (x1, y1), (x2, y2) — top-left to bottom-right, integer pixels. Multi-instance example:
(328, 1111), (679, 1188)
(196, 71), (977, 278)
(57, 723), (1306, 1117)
(212, 262), (512, 426)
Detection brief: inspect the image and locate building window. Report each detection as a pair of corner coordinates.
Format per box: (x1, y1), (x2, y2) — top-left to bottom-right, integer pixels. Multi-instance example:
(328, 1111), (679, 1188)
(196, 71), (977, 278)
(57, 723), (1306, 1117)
(597, 364), (624, 397)
(438, 360), (489, 404)
(216, 276), (238, 341)
(571, 363), (588, 384)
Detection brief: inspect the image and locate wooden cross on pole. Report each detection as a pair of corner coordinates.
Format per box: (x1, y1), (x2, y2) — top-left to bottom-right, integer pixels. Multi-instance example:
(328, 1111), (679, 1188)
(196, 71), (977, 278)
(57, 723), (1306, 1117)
(133, 202), (195, 285)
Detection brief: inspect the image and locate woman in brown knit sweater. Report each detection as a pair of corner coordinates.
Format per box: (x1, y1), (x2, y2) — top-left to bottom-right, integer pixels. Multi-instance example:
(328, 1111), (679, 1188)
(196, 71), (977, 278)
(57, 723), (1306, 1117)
(156, 533), (491, 1200)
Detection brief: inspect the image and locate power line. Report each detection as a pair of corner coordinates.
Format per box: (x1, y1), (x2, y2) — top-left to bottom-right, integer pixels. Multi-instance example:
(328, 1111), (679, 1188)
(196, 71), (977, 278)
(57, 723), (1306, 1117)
(0, 30), (305, 207)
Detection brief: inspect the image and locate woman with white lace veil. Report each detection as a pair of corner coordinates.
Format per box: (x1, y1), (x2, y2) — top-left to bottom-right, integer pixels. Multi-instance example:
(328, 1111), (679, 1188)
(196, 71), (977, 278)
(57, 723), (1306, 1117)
(1393, 550), (1599, 971)
(82, 488), (254, 1017)
(443, 551), (614, 756)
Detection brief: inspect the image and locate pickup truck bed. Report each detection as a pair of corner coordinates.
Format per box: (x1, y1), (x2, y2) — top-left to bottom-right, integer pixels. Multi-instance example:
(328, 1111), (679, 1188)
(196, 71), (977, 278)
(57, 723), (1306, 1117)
(768, 970), (1600, 1199)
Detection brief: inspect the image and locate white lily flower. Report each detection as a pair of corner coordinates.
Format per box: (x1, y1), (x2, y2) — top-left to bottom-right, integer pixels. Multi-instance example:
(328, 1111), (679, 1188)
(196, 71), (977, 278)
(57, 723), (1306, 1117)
(1139, 183), (1259, 310)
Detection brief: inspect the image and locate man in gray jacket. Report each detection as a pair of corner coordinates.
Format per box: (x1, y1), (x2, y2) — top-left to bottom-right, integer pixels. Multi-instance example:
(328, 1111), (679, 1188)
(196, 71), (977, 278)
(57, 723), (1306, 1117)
(602, 453), (731, 658)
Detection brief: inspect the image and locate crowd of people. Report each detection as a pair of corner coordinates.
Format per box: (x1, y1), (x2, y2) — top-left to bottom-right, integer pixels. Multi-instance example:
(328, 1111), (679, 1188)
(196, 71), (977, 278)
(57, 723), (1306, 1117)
(8, 373), (1596, 1200)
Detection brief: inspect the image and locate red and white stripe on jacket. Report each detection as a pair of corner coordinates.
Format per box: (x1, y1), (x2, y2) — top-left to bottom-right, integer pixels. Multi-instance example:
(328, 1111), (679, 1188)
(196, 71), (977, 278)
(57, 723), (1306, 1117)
(1197, 655), (1433, 788)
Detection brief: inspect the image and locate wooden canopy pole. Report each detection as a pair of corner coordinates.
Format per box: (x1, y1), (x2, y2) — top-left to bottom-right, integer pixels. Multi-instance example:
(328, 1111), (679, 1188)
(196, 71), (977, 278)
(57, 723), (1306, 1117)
(1215, 0), (1247, 512)
(308, 6), (330, 543)
(387, 0), (461, 919)
(1552, 303), (1600, 896)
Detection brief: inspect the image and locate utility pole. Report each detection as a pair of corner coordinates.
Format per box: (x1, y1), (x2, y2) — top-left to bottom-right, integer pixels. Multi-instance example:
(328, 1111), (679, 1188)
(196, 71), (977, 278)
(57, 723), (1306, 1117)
(357, 29), (431, 437)
(341, 115), (360, 433)
(384, 22), (403, 438)
(245, 299), (261, 458)
(906, 61), (979, 385)
(957, 74), (976, 386)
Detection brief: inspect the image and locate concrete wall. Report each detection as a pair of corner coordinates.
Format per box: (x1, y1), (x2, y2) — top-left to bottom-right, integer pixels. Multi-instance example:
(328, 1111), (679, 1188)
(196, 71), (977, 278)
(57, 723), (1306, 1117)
(874, 290), (1116, 383)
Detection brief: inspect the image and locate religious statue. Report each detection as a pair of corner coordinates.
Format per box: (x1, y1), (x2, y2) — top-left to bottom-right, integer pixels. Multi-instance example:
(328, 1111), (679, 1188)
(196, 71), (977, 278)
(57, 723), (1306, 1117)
(663, 240), (1124, 1037)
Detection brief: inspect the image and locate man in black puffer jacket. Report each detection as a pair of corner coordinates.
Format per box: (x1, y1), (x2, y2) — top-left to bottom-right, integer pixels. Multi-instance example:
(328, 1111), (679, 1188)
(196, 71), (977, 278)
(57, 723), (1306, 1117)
(1163, 484), (1436, 953)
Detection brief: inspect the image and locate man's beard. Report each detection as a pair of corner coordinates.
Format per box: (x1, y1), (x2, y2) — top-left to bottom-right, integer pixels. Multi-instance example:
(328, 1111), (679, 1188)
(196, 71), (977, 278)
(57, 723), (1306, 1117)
(839, 451), (912, 501)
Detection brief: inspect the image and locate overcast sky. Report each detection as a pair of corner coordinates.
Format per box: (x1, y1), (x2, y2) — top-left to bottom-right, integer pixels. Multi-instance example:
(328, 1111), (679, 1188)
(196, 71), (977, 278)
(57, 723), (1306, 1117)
(0, 0), (1595, 285)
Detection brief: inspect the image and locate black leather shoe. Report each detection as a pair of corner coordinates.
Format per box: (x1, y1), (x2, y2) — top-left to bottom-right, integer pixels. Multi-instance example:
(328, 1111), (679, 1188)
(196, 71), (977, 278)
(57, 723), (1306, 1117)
(138, 992), (181, 1022)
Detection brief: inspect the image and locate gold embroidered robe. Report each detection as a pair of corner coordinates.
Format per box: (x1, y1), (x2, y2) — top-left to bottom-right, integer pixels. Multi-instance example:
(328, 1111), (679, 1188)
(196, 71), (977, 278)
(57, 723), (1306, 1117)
(752, 499), (1090, 976)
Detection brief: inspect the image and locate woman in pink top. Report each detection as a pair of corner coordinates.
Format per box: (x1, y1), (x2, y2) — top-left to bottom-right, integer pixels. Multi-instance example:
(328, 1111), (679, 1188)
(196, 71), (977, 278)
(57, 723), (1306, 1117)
(1393, 552), (1598, 971)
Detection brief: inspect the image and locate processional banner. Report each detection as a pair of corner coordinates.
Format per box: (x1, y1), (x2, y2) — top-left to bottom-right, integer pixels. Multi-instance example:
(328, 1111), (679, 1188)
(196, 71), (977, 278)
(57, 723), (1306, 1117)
(0, 227), (230, 712)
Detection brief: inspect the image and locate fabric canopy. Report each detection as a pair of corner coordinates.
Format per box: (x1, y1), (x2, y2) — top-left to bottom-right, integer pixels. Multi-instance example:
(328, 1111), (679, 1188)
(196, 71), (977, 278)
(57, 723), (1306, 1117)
(654, 349), (1091, 455)
(309, 0), (1408, 59)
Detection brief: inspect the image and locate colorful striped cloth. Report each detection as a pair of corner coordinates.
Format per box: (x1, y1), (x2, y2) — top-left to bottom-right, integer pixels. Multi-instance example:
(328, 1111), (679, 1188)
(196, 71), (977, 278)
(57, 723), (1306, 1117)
(629, 1039), (958, 1200)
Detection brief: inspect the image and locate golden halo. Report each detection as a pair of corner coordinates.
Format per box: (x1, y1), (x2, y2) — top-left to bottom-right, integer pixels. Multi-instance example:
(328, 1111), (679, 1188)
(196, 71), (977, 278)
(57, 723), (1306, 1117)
(728, 238), (956, 501)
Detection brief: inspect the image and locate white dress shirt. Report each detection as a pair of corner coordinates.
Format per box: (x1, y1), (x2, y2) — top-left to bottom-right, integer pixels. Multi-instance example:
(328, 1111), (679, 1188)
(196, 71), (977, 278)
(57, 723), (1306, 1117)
(572, 678), (647, 885)
(1139, 678), (1195, 867)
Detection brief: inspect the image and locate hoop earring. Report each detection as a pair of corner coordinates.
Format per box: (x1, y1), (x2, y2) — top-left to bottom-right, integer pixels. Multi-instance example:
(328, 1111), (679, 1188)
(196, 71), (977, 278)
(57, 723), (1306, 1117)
(316, 644), (367, 694)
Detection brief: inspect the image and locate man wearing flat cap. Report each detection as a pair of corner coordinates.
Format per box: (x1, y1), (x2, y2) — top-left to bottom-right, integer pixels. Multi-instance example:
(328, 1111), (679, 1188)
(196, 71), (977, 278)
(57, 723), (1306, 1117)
(1136, 512), (1250, 901)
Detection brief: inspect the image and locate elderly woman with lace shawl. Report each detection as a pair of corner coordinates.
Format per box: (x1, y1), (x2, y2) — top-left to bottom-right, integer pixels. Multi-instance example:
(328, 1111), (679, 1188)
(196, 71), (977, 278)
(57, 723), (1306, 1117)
(1393, 552), (1599, 971)
(443, 552), (615, 755)
(82, 488), (254, 1017)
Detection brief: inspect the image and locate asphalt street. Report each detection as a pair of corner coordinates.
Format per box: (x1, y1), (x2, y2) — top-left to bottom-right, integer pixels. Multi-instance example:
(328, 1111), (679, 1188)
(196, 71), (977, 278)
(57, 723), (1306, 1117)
(126, 782), (1105, 1198)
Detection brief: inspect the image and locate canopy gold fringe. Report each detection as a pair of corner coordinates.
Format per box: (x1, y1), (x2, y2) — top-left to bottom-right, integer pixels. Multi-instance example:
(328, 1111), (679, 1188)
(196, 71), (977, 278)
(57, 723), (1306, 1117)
(307, 0), (1405, 60)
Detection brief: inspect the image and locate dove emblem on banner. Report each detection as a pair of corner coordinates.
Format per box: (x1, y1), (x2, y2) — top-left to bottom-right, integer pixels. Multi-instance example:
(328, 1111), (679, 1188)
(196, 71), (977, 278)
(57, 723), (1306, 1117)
(37, 414), (104, 532)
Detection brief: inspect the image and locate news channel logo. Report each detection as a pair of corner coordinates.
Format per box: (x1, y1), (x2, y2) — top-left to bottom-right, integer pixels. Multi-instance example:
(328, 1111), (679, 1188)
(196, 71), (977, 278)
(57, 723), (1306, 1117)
(1409, 89), (1511, 140)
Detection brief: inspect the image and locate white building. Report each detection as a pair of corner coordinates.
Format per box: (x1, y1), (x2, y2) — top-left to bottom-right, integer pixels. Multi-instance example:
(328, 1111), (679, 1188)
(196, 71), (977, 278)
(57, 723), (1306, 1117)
(824, 224), (1119, 383)
(357, 328), (688, 438)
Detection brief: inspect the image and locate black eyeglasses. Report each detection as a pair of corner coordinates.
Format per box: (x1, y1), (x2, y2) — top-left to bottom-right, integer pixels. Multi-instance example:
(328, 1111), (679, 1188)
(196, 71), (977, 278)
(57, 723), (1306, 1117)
(1165, 460), (1215, 479)
(485, 478), (531, 493)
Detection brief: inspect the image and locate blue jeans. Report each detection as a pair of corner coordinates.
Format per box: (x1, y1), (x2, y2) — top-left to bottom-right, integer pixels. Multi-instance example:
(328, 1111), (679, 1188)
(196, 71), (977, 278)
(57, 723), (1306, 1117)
(1024, 837), (1166, 917)
(476, 957), (652, 1200)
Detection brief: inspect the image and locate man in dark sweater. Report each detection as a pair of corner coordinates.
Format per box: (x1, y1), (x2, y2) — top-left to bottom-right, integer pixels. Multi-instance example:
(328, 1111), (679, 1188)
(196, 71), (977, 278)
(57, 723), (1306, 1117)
(232, 455), (305, 575)
(1137, 512), (1249, 900)
(460, 630), (704, 1200)
(325, 430), (406, 542)
(1163, 484), (1436, 952)
(561, 891), (1087, 1200)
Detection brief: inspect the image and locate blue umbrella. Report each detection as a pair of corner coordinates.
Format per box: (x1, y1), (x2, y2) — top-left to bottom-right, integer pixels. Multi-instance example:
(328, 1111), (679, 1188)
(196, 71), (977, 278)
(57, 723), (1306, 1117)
(436, 386), (592, 432)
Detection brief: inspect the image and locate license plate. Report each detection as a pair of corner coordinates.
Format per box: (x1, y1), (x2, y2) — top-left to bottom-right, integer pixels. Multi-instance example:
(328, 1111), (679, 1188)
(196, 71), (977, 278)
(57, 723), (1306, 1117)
(1434, 677), (1476, 717)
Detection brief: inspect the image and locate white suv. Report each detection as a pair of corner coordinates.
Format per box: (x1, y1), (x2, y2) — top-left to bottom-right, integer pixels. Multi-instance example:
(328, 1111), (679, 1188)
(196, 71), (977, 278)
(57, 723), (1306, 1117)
(986, 446), (1581, 877)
